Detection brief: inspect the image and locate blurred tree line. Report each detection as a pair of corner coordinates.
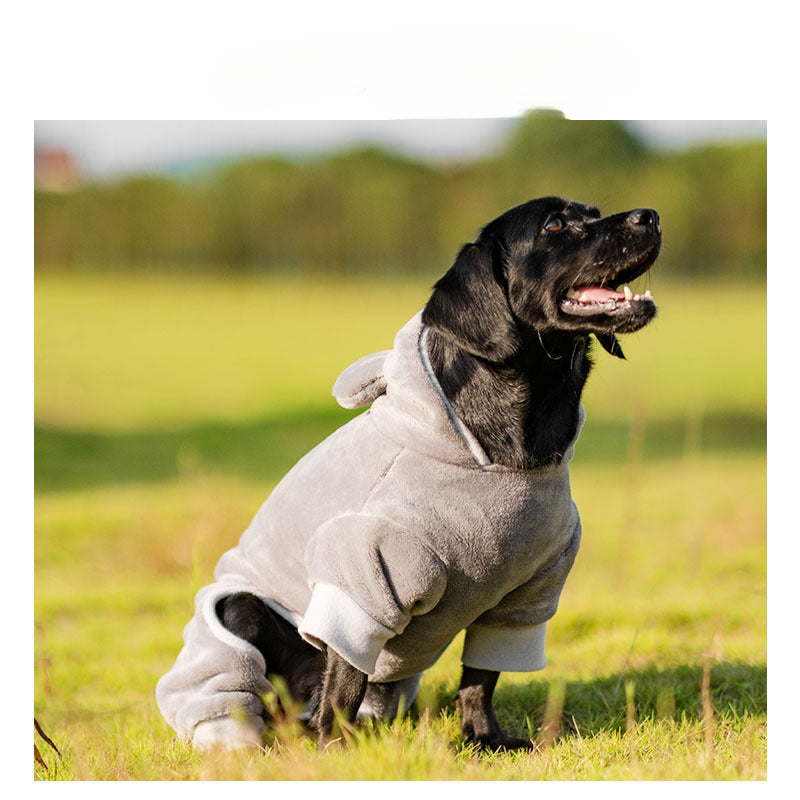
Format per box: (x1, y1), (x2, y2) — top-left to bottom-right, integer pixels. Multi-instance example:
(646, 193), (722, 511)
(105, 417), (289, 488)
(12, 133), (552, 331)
(35, 112), (766, 279)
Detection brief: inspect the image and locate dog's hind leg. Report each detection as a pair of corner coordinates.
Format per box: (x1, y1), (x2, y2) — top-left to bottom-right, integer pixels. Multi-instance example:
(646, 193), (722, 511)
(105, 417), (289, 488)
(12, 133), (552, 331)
(217, 592), (282, 654)
(157, 586), (285, 749)
(457, 666), (532, 751)
(217, 592), (323, 706)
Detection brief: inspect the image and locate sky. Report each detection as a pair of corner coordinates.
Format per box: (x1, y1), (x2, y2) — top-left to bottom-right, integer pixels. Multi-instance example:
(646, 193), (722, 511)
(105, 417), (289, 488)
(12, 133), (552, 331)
(33, 119), (767, 180)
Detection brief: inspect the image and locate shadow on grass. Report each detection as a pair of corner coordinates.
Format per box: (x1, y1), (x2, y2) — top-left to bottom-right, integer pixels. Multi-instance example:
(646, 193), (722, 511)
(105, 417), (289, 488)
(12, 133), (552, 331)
(35, 408), (765, 494)
(484, 661), (767, 739)
(35, 406), (359, 493)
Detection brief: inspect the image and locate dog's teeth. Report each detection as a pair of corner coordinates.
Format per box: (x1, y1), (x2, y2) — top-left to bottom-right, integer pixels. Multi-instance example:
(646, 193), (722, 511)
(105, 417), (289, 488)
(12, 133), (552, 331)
(644, 290), (653, 299)
(566, 288), (587, 302)
(623, 285), (633, 300)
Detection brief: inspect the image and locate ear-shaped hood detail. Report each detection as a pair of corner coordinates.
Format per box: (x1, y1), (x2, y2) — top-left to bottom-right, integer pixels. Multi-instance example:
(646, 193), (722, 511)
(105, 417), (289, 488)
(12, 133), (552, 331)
(333, 350), (390, 409)
(334, 314), (492, 467)
(422, 241), (521, 362)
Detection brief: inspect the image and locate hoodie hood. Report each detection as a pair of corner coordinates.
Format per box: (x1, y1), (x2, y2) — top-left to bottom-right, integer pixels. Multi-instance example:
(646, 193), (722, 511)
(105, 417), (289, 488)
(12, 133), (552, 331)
(333, 312), (585, 470)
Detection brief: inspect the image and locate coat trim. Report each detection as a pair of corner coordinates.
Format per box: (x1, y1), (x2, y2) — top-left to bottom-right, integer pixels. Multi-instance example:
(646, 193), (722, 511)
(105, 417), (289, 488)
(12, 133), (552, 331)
(417, 325), (492, 467)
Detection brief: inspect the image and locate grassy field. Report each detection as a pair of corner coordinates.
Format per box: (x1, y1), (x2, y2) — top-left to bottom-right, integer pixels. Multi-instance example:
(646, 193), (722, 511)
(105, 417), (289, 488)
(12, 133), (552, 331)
(34, 272), (766, 781)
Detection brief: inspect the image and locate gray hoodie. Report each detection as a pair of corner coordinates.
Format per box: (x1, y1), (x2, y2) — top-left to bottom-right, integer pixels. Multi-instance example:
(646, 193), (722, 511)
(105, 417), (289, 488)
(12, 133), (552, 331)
(156, 312), (584, 747)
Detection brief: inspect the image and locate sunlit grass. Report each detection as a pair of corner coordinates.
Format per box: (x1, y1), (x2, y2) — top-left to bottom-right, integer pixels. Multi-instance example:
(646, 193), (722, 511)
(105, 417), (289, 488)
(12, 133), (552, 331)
(34, 456), (765, 780)
(34, 272), (430, 431)
(33, 272), (765, 780)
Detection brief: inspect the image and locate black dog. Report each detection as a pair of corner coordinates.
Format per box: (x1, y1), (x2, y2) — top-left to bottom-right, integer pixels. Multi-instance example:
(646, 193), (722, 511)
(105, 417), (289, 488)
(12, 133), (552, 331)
(220, 196), (660, 749)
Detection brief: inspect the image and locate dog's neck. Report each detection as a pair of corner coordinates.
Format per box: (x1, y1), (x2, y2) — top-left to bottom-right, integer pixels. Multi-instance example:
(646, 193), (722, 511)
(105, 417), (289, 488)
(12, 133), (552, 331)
(425, 325), (592, 469)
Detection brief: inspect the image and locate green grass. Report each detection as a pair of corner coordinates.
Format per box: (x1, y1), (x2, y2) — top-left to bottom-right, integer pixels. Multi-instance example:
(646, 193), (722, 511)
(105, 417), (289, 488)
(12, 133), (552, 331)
(34, 272), (766, 780)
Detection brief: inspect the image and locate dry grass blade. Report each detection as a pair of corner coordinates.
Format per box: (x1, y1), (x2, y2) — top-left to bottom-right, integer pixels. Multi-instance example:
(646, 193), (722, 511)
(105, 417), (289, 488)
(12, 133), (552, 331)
(625, 680), (637, 732)
(34, 743), (48, 772)
(701, 626), (723, 765)
(702, 657), (715, 762)
(537, 679), (566, 749)
(34, 718), (62, 758)
(614, 628), (640, 695)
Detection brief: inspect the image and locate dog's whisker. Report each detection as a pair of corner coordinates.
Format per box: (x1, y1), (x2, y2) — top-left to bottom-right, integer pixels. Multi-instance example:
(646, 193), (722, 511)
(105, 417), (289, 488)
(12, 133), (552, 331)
(537, 330), (565, 361)
(570, 339), (581, 372)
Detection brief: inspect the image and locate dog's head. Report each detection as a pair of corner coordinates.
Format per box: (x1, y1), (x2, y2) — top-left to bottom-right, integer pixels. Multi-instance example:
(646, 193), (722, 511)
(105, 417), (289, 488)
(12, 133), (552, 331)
(422, 196), (661, 361)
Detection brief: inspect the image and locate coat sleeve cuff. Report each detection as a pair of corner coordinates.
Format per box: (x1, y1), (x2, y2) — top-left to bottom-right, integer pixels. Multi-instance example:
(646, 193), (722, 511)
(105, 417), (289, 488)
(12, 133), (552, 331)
(461, 622), (548, 672)
(298, 583), (395, 675)
(192, 715), (266, 750)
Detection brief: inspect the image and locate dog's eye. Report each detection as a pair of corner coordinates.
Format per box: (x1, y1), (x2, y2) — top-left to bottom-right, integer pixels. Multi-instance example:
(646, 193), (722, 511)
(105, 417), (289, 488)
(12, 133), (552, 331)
(544, 217), (565, 232)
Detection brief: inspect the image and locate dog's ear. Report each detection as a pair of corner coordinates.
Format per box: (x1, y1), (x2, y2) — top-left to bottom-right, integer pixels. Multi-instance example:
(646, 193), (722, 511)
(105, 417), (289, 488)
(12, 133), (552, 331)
(595, 332), (626, 359)
(422, 240), (520, 362)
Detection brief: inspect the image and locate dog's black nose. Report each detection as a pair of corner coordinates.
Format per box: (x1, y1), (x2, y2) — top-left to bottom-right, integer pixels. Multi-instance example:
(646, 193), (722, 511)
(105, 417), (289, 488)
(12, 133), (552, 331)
(629, 208), (661, 234)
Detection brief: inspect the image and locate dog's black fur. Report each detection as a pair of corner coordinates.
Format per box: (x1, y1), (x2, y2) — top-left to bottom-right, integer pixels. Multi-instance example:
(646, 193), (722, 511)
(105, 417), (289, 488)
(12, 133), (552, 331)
(220, 196), (661, 749)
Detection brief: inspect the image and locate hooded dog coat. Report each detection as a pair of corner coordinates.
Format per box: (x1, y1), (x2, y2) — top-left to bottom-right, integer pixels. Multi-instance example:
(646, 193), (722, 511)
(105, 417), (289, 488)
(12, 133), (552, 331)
(156, 312), (584, 747)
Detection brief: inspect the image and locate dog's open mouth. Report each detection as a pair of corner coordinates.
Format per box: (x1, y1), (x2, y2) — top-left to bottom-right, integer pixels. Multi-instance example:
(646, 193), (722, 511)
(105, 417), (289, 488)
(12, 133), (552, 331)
(560, 284), (655, 316)
(558, 231), (660, 326)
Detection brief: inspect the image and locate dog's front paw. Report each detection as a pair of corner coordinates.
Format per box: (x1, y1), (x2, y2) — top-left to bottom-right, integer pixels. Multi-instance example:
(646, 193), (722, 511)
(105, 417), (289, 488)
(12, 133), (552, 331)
(463, 728), (532, 752)
(465, 731), (533, 750)
(457, 675), (532, 752)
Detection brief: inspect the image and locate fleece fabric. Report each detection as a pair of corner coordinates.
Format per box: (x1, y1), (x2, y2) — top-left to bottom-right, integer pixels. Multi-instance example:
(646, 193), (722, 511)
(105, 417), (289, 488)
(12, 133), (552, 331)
(156, 312), (584, 747)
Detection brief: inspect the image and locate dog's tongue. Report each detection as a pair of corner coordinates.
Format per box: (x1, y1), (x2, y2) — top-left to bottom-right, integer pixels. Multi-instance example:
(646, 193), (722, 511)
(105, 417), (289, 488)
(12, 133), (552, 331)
(574, 286), (624, 302)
